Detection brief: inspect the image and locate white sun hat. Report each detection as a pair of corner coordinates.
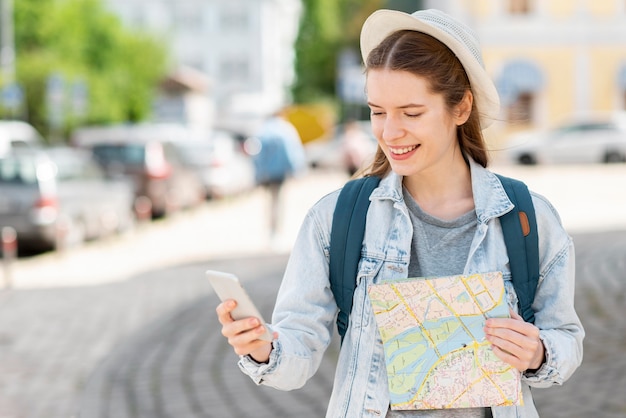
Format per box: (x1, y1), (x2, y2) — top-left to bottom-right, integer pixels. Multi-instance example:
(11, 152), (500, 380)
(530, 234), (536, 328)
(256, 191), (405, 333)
(360, 9), (500, 129)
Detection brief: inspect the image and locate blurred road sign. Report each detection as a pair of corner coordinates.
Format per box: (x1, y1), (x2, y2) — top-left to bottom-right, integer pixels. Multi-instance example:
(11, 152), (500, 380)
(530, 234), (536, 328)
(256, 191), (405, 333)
(337, 49), (366, 104)
(338, 67), (366, 104)
(1, 82), (22, 109)
(71, 79), (88, 119)
(46, 73), (65, 129)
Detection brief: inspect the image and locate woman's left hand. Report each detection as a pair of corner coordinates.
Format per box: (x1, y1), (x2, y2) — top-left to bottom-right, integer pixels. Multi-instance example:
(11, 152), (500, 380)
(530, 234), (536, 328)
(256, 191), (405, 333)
(484, 309), (545, 372)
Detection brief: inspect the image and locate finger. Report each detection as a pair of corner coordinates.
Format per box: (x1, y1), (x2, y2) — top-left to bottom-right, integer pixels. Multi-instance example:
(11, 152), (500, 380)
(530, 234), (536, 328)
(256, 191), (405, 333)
(227, 324), (272, 355)
(486, 332), (523, 355)
(486, 320), (539, 346)
(222, 316), (262, 338)
(486, 328), (541, 369)
(509, 309), (523, 321)
(490, 344), (525, 372)
(232, 339), (271, 357)
(486, 316), (533, 336)
(216, 299), (237, 324)
(489, 336), (538, 371)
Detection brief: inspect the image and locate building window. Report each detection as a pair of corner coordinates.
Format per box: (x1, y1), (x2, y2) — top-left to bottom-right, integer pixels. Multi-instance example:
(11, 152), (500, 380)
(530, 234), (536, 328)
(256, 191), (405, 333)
(220, 8), (249, 32)
(220, 58), (250, 83)
(496, 59), (545, 125)
(174, 6), (203, 32)
(507, 93), (533, 123)
(509, 0), (531, 15)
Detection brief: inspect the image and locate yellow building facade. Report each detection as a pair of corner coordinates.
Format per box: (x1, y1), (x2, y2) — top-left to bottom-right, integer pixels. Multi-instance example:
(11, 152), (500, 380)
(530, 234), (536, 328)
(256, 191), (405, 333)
(427, 0), (626, 147)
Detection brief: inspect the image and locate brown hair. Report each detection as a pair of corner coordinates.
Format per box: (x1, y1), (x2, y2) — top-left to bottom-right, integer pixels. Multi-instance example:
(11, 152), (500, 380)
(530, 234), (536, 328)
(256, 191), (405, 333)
(363, 30), (489, 178)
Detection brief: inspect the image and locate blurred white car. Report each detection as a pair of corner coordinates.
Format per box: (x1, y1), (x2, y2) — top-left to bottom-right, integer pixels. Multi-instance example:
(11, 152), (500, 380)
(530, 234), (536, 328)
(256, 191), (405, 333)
(73, 123), (205, 218)
(506, 114), (626, 165)
(0, 146), (135, 252)
(306, 120), (378, 174)
(174, 130), (256, 199)
(0, 120), (44, 155)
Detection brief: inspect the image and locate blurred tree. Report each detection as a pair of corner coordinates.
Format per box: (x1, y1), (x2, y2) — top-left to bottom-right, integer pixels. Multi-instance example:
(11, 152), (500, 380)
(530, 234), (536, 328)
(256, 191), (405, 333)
(290, 0), (426, 126)
(10, 0), (168, 141)
(291, 0), (383, 104)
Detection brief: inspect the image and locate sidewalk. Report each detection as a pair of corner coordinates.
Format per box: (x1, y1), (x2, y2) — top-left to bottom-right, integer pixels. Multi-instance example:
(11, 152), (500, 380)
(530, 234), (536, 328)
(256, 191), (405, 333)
(2, 171), (350, 290)
(494, 163), (626, 233)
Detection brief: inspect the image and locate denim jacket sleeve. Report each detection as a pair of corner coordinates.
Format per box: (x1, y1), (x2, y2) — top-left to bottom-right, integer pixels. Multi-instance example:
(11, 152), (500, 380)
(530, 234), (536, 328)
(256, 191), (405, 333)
(238, 192), (339, 390)
(521, 192), (584, 387)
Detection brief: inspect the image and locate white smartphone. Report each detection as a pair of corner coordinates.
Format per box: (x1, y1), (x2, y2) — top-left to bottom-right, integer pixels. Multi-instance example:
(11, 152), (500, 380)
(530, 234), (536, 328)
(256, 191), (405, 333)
(206, 270), (273, 342)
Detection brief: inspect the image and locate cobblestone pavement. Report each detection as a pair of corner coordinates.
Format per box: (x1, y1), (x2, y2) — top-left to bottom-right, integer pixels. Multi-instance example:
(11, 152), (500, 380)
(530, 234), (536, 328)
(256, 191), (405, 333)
(0, 167), (625, 418)
(76, 255), (340, 418)
(0, 230), (624, 418)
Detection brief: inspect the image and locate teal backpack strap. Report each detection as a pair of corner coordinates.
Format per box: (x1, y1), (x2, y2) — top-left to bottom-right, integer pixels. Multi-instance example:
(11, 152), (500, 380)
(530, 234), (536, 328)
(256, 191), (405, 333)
(330, 176), (381, 344)
(495, 174), (540, 324)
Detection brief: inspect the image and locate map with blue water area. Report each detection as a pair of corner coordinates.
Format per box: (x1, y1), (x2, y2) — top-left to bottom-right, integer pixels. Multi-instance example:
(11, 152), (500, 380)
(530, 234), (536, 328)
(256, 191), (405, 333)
(368, 271), (523, 410)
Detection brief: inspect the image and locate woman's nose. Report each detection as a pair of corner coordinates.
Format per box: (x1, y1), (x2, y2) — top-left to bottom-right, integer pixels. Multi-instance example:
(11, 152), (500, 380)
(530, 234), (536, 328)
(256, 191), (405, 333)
(382, 116), (404, 142)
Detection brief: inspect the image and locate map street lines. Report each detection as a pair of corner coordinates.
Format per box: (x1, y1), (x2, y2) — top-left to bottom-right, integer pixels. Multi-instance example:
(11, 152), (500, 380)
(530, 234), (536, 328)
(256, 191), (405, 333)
(368, 271), (523, 410)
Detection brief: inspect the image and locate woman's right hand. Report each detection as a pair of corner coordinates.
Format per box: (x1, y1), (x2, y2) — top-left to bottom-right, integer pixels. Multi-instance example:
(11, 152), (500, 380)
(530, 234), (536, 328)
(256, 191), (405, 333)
(216, 299), (277, 363)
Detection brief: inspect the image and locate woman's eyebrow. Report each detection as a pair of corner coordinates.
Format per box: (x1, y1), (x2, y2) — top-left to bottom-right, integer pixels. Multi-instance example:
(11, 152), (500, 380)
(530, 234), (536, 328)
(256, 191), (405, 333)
(398, 103), (426, 109)
(367, 101), (426, 109)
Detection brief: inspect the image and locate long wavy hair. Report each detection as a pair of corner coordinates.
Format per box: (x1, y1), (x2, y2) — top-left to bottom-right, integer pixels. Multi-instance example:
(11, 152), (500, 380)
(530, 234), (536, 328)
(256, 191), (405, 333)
(362, 30), (489, 178)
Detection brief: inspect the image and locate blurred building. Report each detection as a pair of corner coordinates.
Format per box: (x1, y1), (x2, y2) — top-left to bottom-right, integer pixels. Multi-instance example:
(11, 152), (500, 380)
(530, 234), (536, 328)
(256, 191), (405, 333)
(153, 66), (213, 132)
(424, 0), (626, 143)
(102, 0), (302, 135)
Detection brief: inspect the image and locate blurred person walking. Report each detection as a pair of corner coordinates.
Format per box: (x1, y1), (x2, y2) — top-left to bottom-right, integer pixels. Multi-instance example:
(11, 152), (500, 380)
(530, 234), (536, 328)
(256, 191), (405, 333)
(342, 119), (375, 175)
(218, 8), (583, 418)
(247, 110), (306, 240)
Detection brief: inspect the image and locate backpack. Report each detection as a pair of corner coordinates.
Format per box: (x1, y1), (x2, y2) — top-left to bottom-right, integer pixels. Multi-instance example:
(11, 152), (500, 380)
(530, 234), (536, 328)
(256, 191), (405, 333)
(252, 118), (305, 185)
(329, 174), (539, 344)
(253, 135), (294, 184)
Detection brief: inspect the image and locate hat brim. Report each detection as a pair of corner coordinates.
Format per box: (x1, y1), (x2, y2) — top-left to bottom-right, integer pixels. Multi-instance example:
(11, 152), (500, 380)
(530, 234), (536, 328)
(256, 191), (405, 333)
(360, 10), (500, 129)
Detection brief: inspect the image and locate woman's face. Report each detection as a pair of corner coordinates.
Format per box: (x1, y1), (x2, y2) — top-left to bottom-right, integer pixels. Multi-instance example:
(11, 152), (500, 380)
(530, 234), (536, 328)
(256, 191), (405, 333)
(366, 69), (470, 178)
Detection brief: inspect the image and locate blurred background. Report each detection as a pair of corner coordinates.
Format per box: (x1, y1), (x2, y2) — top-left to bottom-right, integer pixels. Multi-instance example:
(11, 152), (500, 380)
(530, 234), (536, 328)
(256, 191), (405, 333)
(2, 0), (626, 184)
(1, 0), (626, 417)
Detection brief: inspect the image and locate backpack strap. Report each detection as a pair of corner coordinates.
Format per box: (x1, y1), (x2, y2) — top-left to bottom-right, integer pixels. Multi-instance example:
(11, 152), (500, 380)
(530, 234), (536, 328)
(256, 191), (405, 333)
(329, 174), (539, 345)
(495, 174), (540, 324)
(329, 176), (381, 344)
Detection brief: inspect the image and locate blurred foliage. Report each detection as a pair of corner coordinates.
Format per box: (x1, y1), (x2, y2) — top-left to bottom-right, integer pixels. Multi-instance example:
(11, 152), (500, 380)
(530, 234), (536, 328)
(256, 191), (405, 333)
(290, 0), (424, 126)
(291, 0), (384, 105)
(5, 0), (168, 141)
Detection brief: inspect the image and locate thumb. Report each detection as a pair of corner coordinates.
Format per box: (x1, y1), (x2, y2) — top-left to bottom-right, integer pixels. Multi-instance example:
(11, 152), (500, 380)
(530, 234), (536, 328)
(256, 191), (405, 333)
(509, 308), (524, 321)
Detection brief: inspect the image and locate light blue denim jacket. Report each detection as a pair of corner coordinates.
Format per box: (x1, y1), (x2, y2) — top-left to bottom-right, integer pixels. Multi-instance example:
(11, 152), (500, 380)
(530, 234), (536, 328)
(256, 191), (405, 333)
(239, 160), (584, 417)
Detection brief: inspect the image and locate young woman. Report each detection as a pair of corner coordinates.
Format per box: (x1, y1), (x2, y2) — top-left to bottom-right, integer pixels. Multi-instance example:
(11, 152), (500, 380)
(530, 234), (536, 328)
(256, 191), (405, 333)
(216, 9), (584, 418)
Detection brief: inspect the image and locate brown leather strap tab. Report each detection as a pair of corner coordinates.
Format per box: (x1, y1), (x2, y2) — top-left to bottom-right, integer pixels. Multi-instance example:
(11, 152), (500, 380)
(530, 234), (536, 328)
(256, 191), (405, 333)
(519, 211), (531, 237)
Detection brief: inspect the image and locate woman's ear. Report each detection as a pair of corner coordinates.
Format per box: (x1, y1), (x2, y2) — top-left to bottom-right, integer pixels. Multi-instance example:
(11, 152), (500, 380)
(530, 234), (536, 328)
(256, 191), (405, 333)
(454, 90), (473, 126)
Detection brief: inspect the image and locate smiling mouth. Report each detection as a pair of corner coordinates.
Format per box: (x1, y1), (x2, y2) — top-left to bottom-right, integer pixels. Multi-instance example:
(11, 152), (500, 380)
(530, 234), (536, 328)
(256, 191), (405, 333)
(389, 145), (419, 155)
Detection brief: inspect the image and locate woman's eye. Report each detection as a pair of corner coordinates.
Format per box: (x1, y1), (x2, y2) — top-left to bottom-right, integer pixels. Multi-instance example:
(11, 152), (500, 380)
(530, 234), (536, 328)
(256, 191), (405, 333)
(370, 111), (384, 117)
(406, 113), (422, 118)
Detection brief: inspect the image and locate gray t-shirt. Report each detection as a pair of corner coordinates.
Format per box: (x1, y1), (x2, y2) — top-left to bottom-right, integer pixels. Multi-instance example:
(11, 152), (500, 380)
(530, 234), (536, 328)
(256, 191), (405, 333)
(386, 189), (488, 418)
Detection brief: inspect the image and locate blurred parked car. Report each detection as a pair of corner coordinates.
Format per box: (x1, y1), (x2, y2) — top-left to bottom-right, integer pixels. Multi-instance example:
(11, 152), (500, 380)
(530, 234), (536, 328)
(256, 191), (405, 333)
(73, 124), (205, 218)
(174, 130), (256, 199)
(0, 147), (135, 252)
(506, 114), (626, 165)
(0, 120), (44, 155)
(306, 120), (378, 174)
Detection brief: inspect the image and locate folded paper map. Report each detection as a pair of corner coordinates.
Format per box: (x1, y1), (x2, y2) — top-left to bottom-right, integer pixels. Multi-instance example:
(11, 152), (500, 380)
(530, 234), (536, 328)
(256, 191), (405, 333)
(368, 271), (522, 410)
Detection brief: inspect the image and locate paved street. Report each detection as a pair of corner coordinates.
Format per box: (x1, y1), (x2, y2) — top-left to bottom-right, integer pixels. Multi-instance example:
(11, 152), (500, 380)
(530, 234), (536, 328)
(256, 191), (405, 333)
(0, 166), (625, 417)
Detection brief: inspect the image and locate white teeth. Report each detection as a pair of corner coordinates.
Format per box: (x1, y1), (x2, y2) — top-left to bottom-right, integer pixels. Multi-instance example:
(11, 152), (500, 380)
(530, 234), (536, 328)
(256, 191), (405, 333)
(390, 145), (418, 155)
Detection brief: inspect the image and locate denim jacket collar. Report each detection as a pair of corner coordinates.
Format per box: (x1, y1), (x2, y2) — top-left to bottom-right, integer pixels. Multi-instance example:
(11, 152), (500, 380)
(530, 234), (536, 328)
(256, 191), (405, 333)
(371, 158), (514, 224)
